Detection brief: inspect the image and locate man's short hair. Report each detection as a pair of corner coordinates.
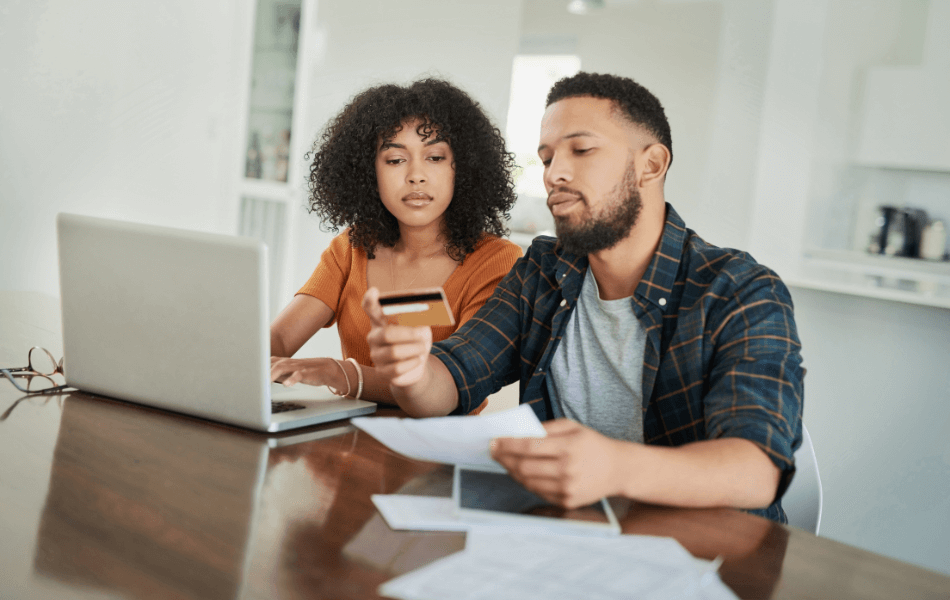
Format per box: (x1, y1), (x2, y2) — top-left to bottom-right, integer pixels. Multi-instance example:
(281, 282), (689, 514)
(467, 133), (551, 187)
(546, 72), (673, 168)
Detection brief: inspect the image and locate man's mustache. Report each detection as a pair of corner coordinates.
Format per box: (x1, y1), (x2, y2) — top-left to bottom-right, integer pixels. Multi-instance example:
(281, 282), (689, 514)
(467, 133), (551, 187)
(547, 186), (584, 200)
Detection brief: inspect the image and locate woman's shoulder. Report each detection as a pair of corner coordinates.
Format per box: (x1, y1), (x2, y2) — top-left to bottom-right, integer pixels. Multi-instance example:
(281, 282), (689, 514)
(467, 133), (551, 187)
(469, 235), (523, 261)
(454, 235), (522, 282)
(324, 228), (367, 258)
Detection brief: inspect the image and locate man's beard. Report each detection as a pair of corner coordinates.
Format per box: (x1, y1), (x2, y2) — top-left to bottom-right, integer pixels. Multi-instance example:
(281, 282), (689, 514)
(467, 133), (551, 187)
(553, 162), (642, 256)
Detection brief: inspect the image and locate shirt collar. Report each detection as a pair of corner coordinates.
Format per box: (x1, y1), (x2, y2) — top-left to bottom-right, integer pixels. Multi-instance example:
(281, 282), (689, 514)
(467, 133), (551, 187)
(554, 202), (687, 309)
(636, 203), (687, 309)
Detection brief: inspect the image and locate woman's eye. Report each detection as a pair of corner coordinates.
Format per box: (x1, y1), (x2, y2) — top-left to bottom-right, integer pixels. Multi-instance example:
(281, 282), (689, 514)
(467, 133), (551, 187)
(386, 158), (403, 165)
(428, 155), (445, 162)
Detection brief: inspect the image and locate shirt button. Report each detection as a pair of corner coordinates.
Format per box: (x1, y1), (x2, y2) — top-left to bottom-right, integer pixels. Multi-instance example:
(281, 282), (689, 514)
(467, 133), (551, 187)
(659, 298), (667, 307)
(560, 299), (567, 307)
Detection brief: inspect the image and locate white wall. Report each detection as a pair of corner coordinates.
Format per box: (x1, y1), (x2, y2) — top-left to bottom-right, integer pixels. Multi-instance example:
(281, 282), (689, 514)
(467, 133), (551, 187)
(791, 286), (950, 575)
(0, 0), (249, 296)
(519, 0), (725, 243)
(288, 0), (524, 359)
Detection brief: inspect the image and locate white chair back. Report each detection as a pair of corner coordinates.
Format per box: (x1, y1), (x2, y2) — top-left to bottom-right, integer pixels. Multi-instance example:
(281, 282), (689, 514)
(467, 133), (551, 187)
(782, 424), (823, 534)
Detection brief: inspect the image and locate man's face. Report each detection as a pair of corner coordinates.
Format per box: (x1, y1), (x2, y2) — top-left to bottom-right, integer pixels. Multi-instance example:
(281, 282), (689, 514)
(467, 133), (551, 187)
(537, 96), (644, 255)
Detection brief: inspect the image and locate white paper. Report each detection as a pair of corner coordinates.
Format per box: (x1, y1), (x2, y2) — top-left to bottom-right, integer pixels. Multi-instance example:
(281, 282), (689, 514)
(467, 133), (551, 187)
(371, 494), (619, 537)
(379, 531), (739, 600)
(352, 404), (546, 468)
(371, 494), (469, 532)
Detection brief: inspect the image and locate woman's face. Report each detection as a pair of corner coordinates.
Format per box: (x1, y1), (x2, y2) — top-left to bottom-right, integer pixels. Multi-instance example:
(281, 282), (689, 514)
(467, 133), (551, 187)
(375, 119), (455, 232)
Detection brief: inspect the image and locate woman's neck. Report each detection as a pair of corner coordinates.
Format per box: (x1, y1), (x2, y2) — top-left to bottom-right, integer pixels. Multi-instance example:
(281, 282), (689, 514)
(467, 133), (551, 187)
(394, 222), (447, 259)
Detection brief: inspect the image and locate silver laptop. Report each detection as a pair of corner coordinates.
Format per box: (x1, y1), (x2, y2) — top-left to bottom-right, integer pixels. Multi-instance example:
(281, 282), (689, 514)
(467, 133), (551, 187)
(56, 212), (376, 432)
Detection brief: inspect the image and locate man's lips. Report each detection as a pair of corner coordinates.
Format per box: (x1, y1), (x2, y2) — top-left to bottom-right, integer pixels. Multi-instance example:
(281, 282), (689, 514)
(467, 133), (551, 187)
(547, 191), (583, 216)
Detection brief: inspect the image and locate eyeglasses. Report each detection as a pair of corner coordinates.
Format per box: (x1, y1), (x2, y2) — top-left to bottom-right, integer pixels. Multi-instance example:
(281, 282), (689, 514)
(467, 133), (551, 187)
(1, 347), (70, 395)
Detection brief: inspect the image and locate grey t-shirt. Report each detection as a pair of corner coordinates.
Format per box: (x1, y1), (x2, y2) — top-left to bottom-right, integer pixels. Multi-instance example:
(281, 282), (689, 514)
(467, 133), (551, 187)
(547, 268), (646, 443)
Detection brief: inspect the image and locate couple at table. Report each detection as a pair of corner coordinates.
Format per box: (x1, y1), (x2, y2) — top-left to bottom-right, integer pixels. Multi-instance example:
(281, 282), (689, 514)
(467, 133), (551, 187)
(269, 72), (804, 524)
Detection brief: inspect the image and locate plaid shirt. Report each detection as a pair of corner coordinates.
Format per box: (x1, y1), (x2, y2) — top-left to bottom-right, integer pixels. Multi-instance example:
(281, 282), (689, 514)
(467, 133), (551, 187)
(432, 204), (804, 522)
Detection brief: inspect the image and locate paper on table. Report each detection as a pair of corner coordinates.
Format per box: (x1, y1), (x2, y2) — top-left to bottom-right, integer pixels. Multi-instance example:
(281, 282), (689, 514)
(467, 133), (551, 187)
(371, 495), (469, 532)
(352, 404), (546, 469)
(373, 493), (620, 538)
(379, 530), (739, 600)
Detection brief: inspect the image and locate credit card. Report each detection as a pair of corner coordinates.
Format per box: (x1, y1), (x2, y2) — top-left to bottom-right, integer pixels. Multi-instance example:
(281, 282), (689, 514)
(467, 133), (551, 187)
(378, 287), (455, 327)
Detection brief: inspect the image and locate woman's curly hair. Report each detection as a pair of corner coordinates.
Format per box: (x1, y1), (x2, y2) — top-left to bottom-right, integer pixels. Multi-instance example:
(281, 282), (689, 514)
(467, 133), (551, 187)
(306, 78), (517, 261)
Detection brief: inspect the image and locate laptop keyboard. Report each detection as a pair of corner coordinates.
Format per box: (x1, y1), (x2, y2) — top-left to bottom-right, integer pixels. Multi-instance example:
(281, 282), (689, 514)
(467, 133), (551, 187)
(271, 401), (306, 414)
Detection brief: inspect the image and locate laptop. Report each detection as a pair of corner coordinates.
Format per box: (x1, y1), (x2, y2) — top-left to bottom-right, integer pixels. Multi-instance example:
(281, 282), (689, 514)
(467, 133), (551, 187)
(55, 212), (377, 432)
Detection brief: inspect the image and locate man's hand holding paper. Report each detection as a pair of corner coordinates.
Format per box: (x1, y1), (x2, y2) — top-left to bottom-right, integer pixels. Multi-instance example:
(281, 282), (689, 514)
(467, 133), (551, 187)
(492, 418), (629, 509)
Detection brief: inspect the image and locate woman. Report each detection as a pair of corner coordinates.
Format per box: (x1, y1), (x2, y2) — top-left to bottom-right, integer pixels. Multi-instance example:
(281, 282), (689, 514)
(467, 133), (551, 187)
(269, 78), (522, 405)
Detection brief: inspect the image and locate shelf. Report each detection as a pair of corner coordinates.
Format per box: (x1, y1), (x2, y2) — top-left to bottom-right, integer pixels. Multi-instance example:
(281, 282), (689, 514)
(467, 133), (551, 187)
(787, 248), (950, 310)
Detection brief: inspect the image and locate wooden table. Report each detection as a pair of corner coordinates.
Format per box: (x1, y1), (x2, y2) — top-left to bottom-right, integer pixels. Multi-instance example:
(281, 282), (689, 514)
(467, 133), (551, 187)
(2, 291), (949, 600)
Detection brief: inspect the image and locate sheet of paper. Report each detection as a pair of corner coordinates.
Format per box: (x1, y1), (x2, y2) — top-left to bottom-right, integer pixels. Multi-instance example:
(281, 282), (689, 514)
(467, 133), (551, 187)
(352, 404), (546, 468)
(379, 530), (739, 600)
(372, 494), (618, 537)
(371, 495), (469, 532)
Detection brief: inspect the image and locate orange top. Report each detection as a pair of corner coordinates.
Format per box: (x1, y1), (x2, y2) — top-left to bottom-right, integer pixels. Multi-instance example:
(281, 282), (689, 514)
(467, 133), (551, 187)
(297, 231), (523, 367)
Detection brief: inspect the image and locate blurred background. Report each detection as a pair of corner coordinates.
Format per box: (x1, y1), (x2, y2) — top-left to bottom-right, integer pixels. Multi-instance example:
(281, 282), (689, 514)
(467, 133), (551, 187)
(1, 0), (949, 576)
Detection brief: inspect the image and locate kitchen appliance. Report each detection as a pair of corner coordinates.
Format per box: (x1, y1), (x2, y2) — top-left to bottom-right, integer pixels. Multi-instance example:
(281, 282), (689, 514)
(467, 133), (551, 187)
(871, 205), (928, 258)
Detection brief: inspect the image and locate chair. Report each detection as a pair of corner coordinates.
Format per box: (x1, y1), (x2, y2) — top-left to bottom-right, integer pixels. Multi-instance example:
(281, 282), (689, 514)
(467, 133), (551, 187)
(782, 424), (823, 535)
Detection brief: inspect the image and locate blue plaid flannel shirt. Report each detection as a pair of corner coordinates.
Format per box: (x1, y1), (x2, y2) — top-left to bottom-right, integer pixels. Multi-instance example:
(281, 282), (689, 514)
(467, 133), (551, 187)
(432, 203), (804, 522)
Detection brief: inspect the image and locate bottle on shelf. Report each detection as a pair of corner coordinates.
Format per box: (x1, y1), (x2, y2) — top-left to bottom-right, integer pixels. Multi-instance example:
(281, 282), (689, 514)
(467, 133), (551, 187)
(245, 132), (263, 179)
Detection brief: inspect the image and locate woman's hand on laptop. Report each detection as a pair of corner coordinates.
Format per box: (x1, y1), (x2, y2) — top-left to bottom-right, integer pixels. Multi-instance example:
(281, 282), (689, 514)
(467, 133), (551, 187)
(270, 356), (347, 391)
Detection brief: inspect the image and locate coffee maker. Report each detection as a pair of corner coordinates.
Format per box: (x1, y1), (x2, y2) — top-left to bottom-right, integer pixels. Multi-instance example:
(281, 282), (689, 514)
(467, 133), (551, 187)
(870, 206), (928, 258)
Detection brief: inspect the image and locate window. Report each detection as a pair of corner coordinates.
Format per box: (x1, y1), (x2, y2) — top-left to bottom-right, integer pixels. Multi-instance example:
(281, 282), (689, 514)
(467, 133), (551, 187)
(504, 55), (580, 234)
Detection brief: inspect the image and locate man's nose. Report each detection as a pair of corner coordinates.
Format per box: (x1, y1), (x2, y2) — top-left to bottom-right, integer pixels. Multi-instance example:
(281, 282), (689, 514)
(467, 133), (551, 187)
(544, 154), (572, 188)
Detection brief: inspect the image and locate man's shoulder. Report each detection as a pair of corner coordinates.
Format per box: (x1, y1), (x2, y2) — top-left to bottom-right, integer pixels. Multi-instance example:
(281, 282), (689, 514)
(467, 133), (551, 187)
(521, 235), (562, 270)
(679, 229), (788, 300)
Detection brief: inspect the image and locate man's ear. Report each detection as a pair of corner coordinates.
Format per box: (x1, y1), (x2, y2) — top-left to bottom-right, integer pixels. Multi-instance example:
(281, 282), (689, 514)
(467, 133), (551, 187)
(638, 143), (671, 187)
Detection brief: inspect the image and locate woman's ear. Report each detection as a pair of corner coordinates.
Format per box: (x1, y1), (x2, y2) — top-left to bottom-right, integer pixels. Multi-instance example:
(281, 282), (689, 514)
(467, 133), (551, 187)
(638, 143), (671, 188)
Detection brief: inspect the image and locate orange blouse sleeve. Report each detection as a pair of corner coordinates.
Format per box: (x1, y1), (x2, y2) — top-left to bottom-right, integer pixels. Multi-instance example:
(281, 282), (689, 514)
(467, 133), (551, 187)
(296, 231), (354, 327)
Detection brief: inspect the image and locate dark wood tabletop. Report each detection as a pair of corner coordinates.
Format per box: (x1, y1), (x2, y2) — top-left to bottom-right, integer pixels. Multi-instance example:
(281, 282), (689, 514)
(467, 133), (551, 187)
(2, 291), (949, 600)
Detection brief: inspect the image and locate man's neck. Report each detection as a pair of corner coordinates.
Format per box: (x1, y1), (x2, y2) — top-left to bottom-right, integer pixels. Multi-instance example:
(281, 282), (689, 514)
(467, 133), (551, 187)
(587, 199), (666, 301)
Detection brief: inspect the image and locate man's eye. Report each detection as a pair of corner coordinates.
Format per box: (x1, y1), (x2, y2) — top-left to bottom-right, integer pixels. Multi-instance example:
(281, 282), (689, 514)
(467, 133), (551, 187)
(575, 148), (592, 155)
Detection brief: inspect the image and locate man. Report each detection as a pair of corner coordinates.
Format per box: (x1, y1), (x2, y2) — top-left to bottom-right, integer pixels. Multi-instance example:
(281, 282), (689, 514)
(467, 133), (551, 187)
(362, 72), (803, 523)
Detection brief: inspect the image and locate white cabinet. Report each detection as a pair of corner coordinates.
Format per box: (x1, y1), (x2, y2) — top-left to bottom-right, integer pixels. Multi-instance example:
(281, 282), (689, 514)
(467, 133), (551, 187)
(855, 67), (950, 172)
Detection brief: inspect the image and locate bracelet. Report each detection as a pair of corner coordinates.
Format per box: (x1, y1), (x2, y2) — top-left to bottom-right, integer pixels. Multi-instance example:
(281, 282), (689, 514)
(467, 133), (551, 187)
(327, 359), (351, 397)
(346, 358), (364, 400)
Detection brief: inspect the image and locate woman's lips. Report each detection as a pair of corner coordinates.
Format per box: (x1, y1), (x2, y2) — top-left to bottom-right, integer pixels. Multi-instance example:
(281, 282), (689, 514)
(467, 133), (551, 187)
(403, 192), (433, 207)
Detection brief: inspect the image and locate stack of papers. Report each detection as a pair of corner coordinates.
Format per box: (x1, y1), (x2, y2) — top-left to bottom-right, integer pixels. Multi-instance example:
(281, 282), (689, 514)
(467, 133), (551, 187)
(357, 406), (739, 599)
(379, 530), (738, 600)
